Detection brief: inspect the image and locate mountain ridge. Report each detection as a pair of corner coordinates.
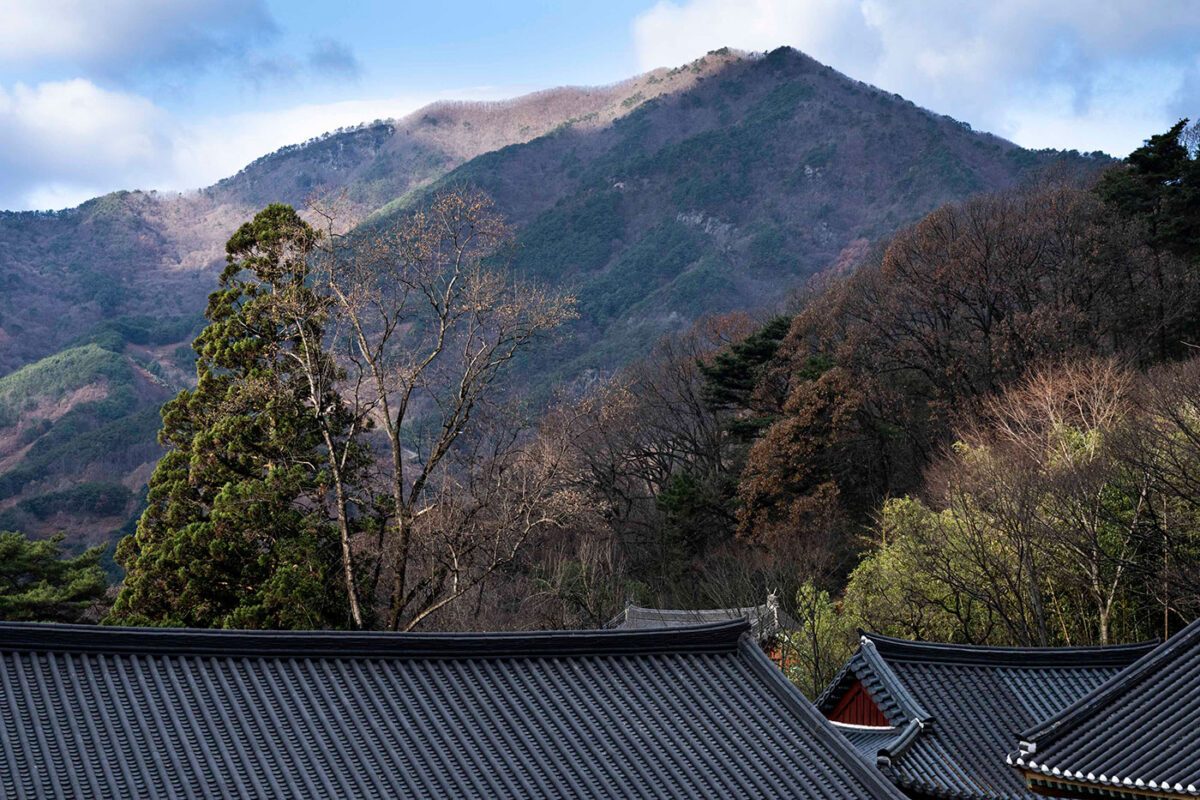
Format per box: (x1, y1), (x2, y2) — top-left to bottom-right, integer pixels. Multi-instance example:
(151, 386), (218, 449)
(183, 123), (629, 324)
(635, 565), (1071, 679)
(385, 47), (1106, 385)
(0, 46), (1109, 551)
(0, 50), (736, 376)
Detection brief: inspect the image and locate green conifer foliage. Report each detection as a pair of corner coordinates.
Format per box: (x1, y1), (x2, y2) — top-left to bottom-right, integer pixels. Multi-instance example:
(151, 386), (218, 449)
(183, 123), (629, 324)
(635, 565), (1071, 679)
(107, 204), (353, 629)
(1099, 119), (1200, 260)
(0, 532), (107, 622)
(699, 314), (793, 440)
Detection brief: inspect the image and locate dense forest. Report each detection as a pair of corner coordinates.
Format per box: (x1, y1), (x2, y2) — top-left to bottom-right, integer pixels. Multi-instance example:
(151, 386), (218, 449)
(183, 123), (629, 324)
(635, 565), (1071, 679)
(4, 119), (1198, 698)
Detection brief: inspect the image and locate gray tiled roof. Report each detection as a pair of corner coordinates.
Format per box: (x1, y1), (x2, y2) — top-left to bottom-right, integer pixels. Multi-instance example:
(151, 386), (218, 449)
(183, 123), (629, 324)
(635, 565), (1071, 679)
(1011, 616), (1200, 798)
(606, 594), (800, 643)
(818, 632), (1157, 800)
(829, 722), (899, 754)
(0, 620), (905, 800)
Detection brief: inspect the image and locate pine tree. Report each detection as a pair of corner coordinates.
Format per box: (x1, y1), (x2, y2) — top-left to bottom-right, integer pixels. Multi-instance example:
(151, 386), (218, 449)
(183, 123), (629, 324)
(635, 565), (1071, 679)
(699, 314), (793, 440)
(1099, 119), (1200, 260)
(108, 205), (357, 629)
(0, 532), (107, 622)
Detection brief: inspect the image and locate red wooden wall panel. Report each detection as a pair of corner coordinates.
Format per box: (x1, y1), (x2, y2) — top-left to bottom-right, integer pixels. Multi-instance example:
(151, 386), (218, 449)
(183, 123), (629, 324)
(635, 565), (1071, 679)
(826, 679), (889, 727)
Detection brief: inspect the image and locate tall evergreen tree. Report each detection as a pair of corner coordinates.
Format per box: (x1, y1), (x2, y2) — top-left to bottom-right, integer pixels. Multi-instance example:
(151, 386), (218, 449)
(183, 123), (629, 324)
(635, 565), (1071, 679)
(108, 205), (358, 629)
(699, 314), (793, 441)
(1099, 119), (1200, 260)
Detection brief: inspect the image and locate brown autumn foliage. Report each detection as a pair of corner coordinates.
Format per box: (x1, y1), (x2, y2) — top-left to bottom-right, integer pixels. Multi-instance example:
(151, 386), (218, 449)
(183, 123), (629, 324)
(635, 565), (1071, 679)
(736, 367), (870, 549)
(732, 179), (1200, 575)
(493, 312), (826, 628)
(509, 140), (1200, 670)
(503, 169), (1200, 641)
(334, 166), (1200, 638)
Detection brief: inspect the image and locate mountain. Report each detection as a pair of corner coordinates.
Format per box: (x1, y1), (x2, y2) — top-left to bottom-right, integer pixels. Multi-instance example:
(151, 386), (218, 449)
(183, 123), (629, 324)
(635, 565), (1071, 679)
(0, 47), (1108, 553)
(0, 343), (172, 574)
(388, 47), (1107, 384)
(0, 61), (716, 376)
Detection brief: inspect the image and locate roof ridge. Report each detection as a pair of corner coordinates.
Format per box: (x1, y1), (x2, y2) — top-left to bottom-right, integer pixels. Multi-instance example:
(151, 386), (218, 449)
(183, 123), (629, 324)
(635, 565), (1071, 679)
(1019, 615), (1200, 745)
(738, 638), (908, 800)
(0, 619), (750, 659)
(860, 630), (1160, 667)
(857, 638), (932, 722)
(622, 603), (770, 614)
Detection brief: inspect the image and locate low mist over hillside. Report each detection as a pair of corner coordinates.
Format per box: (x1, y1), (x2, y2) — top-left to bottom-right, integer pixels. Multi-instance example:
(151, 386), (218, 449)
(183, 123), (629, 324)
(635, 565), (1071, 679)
(0, 47), (1105, 553)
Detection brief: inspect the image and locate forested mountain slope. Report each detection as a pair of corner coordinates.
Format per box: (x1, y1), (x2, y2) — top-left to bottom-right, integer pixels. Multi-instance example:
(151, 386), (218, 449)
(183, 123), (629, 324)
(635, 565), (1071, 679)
(382, 48), (1106, 386)
(0, 60), (709, 376)
(0, 47), (1105, 552)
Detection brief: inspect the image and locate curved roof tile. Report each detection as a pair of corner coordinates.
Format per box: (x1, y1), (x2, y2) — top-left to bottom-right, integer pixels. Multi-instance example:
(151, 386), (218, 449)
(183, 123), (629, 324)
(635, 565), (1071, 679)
(1012, 617), (1200, 798)
(0, 620), (904, 800)
(819, 632), (1156, 800)
(605, 595), (800, 642)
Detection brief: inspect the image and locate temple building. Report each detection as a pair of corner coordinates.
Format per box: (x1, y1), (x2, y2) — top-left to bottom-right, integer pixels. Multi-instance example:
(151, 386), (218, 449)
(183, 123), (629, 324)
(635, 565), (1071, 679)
(0, 619), (903, 800)
(817, 631), (1156, 800)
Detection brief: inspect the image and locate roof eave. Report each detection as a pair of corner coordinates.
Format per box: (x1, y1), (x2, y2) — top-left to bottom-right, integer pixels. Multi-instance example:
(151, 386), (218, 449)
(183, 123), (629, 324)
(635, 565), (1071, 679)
(1016, 767), (1195, 799)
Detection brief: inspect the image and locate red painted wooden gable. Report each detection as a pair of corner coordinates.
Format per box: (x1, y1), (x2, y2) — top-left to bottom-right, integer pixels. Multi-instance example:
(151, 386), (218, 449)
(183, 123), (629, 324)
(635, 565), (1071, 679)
(826, 679), (889, 727)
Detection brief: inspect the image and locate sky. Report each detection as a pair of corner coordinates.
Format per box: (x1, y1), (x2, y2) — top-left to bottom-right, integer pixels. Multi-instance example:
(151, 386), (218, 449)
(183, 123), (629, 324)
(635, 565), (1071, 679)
(0, 0), (1197, 211)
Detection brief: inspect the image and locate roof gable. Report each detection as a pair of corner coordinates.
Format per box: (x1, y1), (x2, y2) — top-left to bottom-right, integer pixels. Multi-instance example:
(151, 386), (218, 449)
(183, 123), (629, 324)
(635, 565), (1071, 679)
(1012, 617), (1200, 798)
(0, 620), (904, 800)
(816, 634), (931, 726)
(818, 632), (1157, 800)
(827, 679), (890, 727)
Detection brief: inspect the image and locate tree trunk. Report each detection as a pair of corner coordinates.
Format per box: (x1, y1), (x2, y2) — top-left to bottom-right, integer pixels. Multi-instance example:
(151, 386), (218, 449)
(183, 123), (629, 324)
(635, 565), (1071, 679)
(387, 431), (410, 631)
(321, 430), (362, 628)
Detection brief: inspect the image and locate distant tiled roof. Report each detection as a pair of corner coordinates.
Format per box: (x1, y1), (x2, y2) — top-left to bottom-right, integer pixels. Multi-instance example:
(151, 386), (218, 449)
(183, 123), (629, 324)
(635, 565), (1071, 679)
(1011, 617), (1200, 798)
(606, 593), (800, 642)
(0, 620), (905, 800)
(818, 632), (1157, 800)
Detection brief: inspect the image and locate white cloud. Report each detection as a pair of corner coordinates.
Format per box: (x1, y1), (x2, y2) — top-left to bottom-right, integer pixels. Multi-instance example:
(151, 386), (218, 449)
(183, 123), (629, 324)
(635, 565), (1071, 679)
(0, 1), (362, 90)
(634, 0), (880, 79)
(0, 78), (518, 211)
(19, 183), (105, 212)
(1003, 61), (1188, 154)
(0, 80), (175, 207)
(633, 0), (1200, 155)
(0, 0), (277, 75)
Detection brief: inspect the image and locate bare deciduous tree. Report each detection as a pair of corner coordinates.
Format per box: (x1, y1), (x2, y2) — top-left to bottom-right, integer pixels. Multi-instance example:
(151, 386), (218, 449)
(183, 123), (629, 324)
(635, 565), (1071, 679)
(311, 188), (577, 630)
